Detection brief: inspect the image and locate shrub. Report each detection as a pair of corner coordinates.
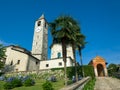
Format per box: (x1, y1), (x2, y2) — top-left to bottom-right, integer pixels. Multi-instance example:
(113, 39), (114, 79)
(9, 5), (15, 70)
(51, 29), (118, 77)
(22, 75), (30, 82)
(23, 78), (35, 86)
(0, 75), (5, 81)
(67, 80), (73, 85)
(83, 65), (95, 79)
(42, 81), (54, 90)
(11, 78), (22, 87)
(3, 82), (13, 90)
(47, 75), (57, 82)
(4, 78), (22, 89)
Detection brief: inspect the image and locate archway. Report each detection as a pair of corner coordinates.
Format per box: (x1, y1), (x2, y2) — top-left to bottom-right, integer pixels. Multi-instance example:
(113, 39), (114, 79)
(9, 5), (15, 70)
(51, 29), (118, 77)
(97, 64), (105, 76)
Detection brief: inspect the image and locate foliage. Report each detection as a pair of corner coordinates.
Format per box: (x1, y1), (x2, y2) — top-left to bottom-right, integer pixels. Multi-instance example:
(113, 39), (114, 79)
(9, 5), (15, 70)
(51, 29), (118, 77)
(83, 78), (96, 90)
(3, 75), (35, 89)
(42, 81), (54, 90)
(66, 65), (95, 79)
(11, 78), (22, 87)
(67, 80), (73, 85)
(4, 82), (14, 90)
(0, 78), (64, 90)
(108, 63), (118, 76)
(50, 15), (82, 86)
(4, 77), (22, 89)
(0, 75), (5, 81)
(67, 67), (76, 79)
(83, 65), (95, 79)
(0, 44), (6, 69)
(0, 44), (6, 59)
(23, 78), (35, 86)
(47, 75), (57, 82)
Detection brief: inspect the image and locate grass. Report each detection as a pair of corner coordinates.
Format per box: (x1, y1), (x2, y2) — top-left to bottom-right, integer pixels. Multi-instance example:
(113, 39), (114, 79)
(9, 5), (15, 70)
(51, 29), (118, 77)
(83, 78), (96, 90)
(0, 81), (5, 90)
(0, 79), (64, 90)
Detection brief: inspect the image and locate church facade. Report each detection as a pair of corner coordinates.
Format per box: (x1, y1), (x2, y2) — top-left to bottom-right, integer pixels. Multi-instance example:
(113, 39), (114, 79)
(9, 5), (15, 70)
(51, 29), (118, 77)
(4, 14), (74, 72)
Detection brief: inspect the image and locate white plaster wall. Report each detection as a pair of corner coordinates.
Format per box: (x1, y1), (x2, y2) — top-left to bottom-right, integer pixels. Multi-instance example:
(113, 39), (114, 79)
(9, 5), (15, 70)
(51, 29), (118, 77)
(51, 44), (74, 59)
(39, 58), (73, 70)
(28, 56), (40, 71)
(5, 47), (29, 72)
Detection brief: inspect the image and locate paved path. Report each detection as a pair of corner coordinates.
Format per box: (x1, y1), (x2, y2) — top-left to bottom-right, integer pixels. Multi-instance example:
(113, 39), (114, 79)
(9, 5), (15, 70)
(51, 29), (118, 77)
(94, 77), (120, 90)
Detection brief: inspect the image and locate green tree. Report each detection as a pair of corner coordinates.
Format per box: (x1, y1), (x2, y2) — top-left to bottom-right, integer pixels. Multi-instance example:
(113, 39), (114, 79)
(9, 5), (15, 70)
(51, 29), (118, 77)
(49, 15), (79, 86)
(0, 44), (6, 69)
(108, 63), (117, 76)
(76, 33), (87, 77)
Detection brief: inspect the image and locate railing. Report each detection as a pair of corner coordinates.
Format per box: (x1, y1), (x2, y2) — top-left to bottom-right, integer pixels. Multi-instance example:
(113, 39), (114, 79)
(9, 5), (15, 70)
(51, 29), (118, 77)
(60, 76), (90, 90)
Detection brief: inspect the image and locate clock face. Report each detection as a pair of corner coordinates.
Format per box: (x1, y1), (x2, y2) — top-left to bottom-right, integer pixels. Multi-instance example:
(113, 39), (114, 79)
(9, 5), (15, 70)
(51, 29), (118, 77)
(36, 27), (41, 32)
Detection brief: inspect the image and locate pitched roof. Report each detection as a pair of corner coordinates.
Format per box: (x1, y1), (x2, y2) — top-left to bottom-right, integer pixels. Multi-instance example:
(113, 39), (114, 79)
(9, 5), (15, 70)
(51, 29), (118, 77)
(88, 56), (107, 65)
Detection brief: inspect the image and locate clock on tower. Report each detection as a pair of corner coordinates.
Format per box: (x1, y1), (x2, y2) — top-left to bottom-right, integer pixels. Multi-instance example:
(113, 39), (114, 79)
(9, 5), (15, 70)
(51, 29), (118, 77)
(31, 14), (48, 60)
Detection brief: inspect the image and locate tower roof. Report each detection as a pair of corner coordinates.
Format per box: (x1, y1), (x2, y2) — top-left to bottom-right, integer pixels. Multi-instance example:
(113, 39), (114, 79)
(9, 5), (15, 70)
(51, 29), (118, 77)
(39, 14), (45, 20)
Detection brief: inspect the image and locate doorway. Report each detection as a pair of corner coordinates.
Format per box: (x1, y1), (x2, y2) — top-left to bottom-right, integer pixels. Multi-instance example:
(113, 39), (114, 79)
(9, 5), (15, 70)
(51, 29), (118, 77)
(97, 64), (105, 76)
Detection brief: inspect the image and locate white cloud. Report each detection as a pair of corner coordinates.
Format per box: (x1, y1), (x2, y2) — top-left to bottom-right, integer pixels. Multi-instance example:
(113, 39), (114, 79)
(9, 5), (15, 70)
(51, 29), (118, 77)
(0, 40), (13, 46)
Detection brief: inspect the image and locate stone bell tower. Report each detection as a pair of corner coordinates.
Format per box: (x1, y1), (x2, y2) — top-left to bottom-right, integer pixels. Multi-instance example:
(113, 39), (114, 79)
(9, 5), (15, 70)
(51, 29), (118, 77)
(32, 14), (48, 60)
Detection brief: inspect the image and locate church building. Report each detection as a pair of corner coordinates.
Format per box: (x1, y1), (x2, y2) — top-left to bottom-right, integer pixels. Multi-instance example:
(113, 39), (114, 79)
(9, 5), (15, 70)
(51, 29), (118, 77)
(4, 14), (74, 72)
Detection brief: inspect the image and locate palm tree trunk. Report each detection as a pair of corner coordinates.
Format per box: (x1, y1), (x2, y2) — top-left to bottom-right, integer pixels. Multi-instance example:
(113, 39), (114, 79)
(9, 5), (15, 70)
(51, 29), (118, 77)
(62, 38), (67, 86)
(72, 43), (78, 81)
(78, 47), (84, 77)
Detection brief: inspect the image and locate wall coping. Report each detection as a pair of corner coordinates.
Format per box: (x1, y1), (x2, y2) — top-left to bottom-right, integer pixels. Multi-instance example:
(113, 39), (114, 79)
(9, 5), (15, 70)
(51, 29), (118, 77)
(60, 76), (90, 90)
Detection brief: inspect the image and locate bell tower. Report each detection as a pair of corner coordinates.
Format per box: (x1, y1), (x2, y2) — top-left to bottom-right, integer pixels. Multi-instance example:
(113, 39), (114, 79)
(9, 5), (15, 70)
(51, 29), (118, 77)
(32, 14), (48, 60)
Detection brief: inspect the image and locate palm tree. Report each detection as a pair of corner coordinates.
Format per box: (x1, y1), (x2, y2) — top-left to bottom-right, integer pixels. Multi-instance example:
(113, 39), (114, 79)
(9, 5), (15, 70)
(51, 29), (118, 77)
(76, 34), (86, 77)
(49, 15), (79, 86)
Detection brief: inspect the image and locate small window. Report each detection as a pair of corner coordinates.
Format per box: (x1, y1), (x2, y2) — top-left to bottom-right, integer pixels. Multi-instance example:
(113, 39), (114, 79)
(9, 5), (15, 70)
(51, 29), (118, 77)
(10, 61), (13, 65)
(16, 69), (18, 72)
(17, 60), (20, 64)
(36, 62), (38, 65)
(38, 21), (41, 26)
(45, 22), (47, 28)
(59, 62), (62, 66)
(46, 64), (49, 67)
(57, 52), (61, 58)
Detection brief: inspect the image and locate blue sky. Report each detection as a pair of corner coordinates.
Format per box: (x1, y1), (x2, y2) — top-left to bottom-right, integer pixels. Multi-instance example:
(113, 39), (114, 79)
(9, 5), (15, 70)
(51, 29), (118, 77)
(0, 0), (120, 65)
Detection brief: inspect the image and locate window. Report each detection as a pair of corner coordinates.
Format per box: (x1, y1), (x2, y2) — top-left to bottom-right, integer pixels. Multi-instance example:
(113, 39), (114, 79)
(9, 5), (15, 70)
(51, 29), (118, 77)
(46, 64), (49, 67)
(17, 60), (20, 64)
(59, 62), (62, 66)
(38, 21), (41, 26)
(45, 22), (47, 28)
(16, 69), (18, 72)
(57, 52), (61, 58)
(36, 62), (38, 65)
(10, 61), (13, 65)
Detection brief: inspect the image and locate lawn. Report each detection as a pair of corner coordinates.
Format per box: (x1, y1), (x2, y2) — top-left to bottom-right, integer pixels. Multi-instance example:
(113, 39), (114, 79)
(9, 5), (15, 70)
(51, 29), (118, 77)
(0, 79), (64, 90)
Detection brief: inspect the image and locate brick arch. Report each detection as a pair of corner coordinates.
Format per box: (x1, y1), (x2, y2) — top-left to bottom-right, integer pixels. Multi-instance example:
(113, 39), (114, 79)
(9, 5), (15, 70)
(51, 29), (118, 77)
(89, 56), (108, 77)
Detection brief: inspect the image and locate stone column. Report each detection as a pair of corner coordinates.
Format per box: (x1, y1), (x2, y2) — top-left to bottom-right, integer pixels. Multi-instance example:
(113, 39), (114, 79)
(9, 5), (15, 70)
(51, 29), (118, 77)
(104, 68), (108, 76)
(94, 67), (98, 77)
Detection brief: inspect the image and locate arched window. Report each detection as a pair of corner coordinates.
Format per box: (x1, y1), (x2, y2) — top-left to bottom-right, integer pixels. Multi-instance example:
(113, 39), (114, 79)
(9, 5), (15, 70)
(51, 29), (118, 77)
(57, 52), (61, 58)
(37, 21), (41, 26)
(10, 60), (13, 65)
